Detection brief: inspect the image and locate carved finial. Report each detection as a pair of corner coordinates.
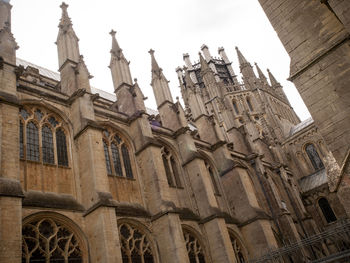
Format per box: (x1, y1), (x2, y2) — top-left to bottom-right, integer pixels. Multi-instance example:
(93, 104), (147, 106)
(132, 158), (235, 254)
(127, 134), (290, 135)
(134, 78), (137, 83)
(148, 49), (155, 56)
(60, 2), (68, 11)
(109, 29), (116, 37)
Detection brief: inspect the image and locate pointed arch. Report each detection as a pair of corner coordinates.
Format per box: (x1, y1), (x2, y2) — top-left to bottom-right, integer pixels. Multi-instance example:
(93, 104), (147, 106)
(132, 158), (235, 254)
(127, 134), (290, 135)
(117, 219), (159, 263)
(101, 127), (136, 179)
(182, 225), (208, 263)
(227, 229), (248, 263)
(197, 150), (221, 195)
(246, 97), (253, 112)
(22, 212), (89, 263)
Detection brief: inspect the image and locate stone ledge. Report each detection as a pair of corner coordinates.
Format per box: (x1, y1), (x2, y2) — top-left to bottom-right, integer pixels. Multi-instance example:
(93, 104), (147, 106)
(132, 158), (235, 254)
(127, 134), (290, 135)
(0, 177), (24, 198)
(23, 191), (84, 211)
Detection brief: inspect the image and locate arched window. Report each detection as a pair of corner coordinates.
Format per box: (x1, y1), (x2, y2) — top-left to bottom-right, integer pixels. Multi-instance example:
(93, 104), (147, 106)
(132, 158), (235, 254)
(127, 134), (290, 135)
(118, 222), (155, 263)
(232, 100), (239, 114)
(305, 143), (324, 171)
(56, 129), (68, 166)
(318, 198), (337, 223)
(22, 217), (83, 263)
(42, 125), (54, 164)
(230, 234), (247, 263)
(183, 229), (206, 263)
(19, 107), (69, 167)
(161, 146), (182, 188)
(205, 161), (220, 195)
(102, 130), (134, 179)
(26, 121), (39, 162)
(246, 97), (253, 112)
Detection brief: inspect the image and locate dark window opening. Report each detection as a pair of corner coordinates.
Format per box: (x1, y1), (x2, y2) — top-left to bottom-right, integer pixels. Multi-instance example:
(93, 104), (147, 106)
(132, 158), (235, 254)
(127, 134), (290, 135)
(42, 126), (54, 164)
(318, 197), (337, 223)
(26, 122), (39, 162)
(56, 129), (68, 166)
(305, 143), (324, 171)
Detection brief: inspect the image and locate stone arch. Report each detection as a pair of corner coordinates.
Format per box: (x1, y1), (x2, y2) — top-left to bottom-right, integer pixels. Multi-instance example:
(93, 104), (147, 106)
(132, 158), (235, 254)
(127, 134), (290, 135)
(303, 142), (324, 171)
(117, 218), (159, 263)
(316, 196), (337, 224)
(181, 224), (210, 263)
(22, 212), (89, 263)
(197, 150), (221, 195)
(227, 228), (249, 263)
(155, 137), (184, 188)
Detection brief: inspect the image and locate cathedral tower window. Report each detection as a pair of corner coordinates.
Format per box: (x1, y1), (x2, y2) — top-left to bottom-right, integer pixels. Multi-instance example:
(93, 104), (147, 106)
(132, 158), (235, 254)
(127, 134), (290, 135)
(183, 229), (206, 263)
(118, 222), (155, 263)
(305, 143), (324, 171)
(19, 107), (69, 166)
(318, 197), (337, 223)
(22, 217), (83, 263)
(161, 146), (182, 187)
(232, 100), (239, 114)
(102, 130), (134, 179)
(246, 97), (253, 112)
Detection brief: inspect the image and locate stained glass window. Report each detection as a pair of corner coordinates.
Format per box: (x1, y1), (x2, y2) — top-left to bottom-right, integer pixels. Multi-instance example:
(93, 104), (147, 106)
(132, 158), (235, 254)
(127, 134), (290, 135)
(56, 129), (68, 166)
(42, 126), (54, 164)
(121, 144), (133, 179)
(111, 143), (123, 177)
(305, 143), (324, 171)
(232, 101), (239, 114)
(20, 121), (24, 159)
(103, 141), (112, 175)
(26, 122), (39, 162)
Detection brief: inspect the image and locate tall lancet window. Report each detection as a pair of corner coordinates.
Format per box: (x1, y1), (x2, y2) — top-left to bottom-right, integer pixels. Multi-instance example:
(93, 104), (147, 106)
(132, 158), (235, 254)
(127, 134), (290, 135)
(305, 143), (324, 171)
(161, 146), (182, 188)
(56, 129), (68, 166)
(19, 107), (69, 166)
(318, 197), (337, 223)
(205, 161), (220, 195)
(246, 97), (253, 112)
(232, 100), (239, 114)
(26, 121), (40, 162)
(102, 129), (134, 179)
(42, 125), (54, 164)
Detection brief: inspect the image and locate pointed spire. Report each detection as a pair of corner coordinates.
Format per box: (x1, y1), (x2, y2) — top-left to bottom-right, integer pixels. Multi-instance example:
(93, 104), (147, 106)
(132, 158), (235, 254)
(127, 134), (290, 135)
(255, 62), (269, 86)
(110, 30), (123, 58)
(267, 68), (280, 87)
(109, 30), (133, 92)
(235, 46), (249, 66)
(149, 49), (162, 77)
(56, 2), (80, 68)
(149, 49), (173, 106)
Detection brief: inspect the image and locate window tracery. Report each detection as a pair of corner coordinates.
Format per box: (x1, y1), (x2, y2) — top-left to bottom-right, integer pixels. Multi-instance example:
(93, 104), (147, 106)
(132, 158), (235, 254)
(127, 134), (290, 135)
(118, 222), (155, 263)
(230, 234), (247, 263)
(102, 129), (134, 179)
(305, 143), (324, 171)
(19, 106), (68, 166)
(22, 218), (83, 263)
(183, 230), (206, 263)
(161, 146), (182, 187)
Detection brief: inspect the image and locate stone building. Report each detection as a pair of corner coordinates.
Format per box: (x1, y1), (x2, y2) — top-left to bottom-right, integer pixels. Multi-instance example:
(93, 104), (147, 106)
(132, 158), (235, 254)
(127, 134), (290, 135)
(0, 1), (348, 262)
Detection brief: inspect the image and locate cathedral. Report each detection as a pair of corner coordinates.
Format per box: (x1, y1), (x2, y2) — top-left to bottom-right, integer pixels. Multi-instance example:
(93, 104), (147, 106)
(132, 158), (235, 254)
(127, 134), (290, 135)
(0, 0), (349, 262)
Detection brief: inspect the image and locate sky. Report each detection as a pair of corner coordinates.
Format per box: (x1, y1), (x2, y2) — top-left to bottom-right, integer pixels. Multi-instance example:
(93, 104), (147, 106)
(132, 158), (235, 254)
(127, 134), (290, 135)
(10, 0), (311, 121)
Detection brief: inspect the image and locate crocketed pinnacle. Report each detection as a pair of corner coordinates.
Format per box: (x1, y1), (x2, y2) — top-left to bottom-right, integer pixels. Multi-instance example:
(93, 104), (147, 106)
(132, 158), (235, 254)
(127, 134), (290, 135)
(235, 46), (249, 66)
(199, 52), (209, 71)
(267, 68), (280, 87)
(149, 49), (162, 77)
(255, 62), (267, 81)
(58, 2), (72, 30)
(110, 30), (123, 57)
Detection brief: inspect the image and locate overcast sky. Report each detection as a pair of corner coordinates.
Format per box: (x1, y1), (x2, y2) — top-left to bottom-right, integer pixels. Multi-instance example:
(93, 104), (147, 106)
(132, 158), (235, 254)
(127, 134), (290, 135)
(11, 0), (311, 121)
